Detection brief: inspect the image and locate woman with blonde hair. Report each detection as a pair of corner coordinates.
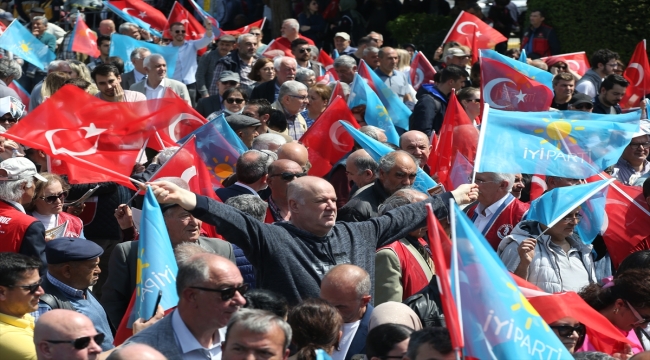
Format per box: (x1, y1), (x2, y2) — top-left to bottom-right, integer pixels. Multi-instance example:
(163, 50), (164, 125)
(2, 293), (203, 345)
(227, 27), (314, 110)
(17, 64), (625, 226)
(40, 71), (70, 99)
(26, 173), (85, 238)
(303, 84), (331, 127)
(68, 60), (99, 94)
(396, 48), (411, 72)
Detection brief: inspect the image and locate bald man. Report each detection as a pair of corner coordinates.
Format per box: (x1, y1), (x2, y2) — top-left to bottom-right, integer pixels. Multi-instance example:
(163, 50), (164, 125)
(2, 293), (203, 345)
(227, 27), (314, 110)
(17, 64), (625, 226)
(345, 149), (378, 196)
(276, 142), (310, 171)
(98, 20), (115, 36)
(148, 175), (478, 305)
(266, 159), (304, 223)
(106, 344), (166, 360)
(376, 47), (413, 103)
(34, 310), (103, 360)
(400, 131), (432, 173)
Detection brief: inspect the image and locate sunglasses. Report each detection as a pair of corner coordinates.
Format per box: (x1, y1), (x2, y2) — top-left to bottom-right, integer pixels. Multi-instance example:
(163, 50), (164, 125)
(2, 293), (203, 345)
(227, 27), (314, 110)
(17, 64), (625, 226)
(174, 30), (186, 34)
(626, 301), (650, 325)
(221, 81), (239, 86)
(1, 116), (17, 123)
(40, 191), (68, 204)
(45, 333), (105, 350)
(271, 172), (307, 181)
(298, 48), (311, 53)
(225, 97), (245, 104)
(250, 32), (261, 36)
(555, 65), (568, 70)
(550, 324), (585, 337)
(5, 278), (42, 294)
(190, 284), (249, 301)
(575, 103), (593, 110)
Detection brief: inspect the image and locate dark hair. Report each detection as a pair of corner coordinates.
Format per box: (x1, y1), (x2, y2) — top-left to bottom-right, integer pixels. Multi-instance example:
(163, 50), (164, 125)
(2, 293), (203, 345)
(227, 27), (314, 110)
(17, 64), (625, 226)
(97, 35), (111, 48)
(552, 72), (575, 86)
(406, 327), (452, 359)
(291, 38), (310, 50)
(439, 64), (468, 83)
(267, 109), (287, 132)
(288, 298), (343, 360)
(456, 86), (479, 102)
(109, 56), (125, 74)
(243, 289), (289, 318)
(590, 49), (620, 70)
(247, 99), (272, 116)
(91, 64), (120, 82)
(529, 8), (545, 18)
(617, 251), (650, 274)
(236, 150), (269, 184)
(644, 177), (650, 198)
(579, 268), (650, 310)
(0, 252), (42, 287)
(366, 323), (413, 358)
(356, 36), (374, 47)
(249, 58), (274, 82)
(64, 78), (91, 91)
(600, 74), (629, 92)
(222, 87), (248, 103)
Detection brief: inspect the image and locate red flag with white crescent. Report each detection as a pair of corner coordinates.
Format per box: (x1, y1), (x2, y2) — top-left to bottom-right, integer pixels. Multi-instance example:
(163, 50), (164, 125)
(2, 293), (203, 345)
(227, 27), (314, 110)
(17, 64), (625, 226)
(109, 0), (167, 32)
(442, 11), (507, 49)
(620, 40), (650, 108)
(221, 18), (265, 36)
(540, 52), (590, 76)
(409, 52), (436, 90)
(164, 1), (206, 41)
(71, 17), (100, 58)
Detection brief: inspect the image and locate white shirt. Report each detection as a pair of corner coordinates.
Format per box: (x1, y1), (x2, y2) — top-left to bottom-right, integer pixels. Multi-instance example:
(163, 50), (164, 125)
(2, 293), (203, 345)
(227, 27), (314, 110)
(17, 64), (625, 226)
(145, 78), (167, 100)
(134, 69), (146, 83)
(31, 212), (56, 230)
(331, 320), (361, 360)
(575, 81), (598, 99)
(171, 310), (227, 360)
(473, 193), (510, 233)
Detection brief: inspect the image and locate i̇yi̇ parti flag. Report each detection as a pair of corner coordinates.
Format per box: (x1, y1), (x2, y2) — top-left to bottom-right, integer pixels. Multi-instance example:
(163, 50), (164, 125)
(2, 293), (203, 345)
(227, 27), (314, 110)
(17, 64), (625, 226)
(410, 51), (437, 91)
(103, 1), (162, 37)
(163, 2), (206, 41)
(70, 16), (100, 58)
(109, 33), (179, 75)
(443, 11), (507, 50)
(540, 52), (590, 76)
(109, 0), (167, 32)
(519, 49), (528, 64)
(332, 49), (339, 59)
(449, 201), (573, 360)
(620, 40), (650, 108)
(186, 0), (220, 33)
(0, 20), (55, 70)
(348, 73), (400, 145)
(481, 49), (554, 92)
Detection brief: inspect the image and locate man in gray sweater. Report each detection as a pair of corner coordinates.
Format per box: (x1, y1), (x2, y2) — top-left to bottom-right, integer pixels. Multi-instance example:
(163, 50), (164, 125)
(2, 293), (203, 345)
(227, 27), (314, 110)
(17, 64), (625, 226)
(149, 177), (478, 305)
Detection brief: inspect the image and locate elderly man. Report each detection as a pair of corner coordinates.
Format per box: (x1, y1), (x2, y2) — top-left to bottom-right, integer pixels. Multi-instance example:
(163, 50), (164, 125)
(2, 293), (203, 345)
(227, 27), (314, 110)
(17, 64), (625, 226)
(33, 310), (103, 360)
(368, 31), (384, 48)
(92, 64), (147, 102)
(614, 122), (650, 185)
(217, 149), (269, 202)
(0, 252), (43, 360)
(124, 253), (247, 359)
(362, 47), (381, 70)
(334, 55), (357, 85)
(346, 149), (378, 196)
(120, 47), (151, 91)
(209, 34), (257, 96)
(245, 99), (274, 135)
(273, 19), (315, 57)
(276, 142), (310, 171)
(29, 60), (73, 112)
(146, 175), (478, 305)
(265, 159), (305, 223)
(98, 19), (116, 36)
(102, 178), (235, 328)
(351, 36), (378, 65)
(0, 58), (22, 98)
(376, 47), (413, 103)
(37, 237), (114, 350)
(130, 54), (192, 104)
(466, 172), (530, 250)
(339, 151), (419, 222)
(106, 344), (166, 360)
(250, 56), (297, 104)
(442, 48), (471, 70)
(292, 38), (323, 75)
(222, 309), (291, 360)
(252, 133), (287, 152)
(118, 22), (152, 41)
(196, 71), (240, 118)
(320, 265), (372, 360)
(227, 114), (261, 149)
(197, 34), (236, 98)
(334, 32), (356, 56)
(400, 131), (432, 173)
(375, 190), (433, 305)
(0, 158), (47, 264)
(272, 80), (309, 140)
(169, 21), (213, 105)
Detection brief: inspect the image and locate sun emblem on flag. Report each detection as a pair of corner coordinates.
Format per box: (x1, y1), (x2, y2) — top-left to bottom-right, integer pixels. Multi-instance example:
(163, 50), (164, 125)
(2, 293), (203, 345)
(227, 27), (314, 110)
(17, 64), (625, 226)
(534, 118), (585, 150)
(135, 248), (150, 296)
(506, 281), (549, 331)
(207, 155), (235, 180)
(19, 40), (32, 52)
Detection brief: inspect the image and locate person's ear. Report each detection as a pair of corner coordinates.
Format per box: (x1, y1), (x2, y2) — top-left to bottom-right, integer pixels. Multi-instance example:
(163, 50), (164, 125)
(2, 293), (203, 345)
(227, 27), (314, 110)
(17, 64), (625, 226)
(361, 295), (372, 306)
(288, 199), (300, 213)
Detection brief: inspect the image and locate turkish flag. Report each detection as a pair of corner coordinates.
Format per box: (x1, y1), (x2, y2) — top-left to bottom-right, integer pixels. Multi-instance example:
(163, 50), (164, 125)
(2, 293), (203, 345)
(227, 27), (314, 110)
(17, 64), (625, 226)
(109, 0), (167, 32)
(426, 132), (439, 175)
(540, 52), (590, 76)
(316, 69), (338, 84)
(328, 81), (345, 104)
(164, 1), (206, 41)
(480, 56), (553, 112)
(529, 174), (547, 202)
(318, 49), (335, 71)
(299, 96), (360, 177)
(3, 85), (188, 190)
(410, 51), (436, 90)
(221, 18), (265, 36)
(261, 39), (291, 59)
(443, 11), (507, 49)
(0, 21), (6, 35)
(71, 17), (100, 58)
(431, 92), (478, 191)
(621, 40), (650, 108)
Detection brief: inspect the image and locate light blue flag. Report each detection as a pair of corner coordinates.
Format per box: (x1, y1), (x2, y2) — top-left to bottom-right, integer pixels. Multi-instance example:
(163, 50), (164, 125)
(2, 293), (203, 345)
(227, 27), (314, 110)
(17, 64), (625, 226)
(339, 121), (439, 193)
(525, 179), (613, 244)
(135, 187), (179, 321)
(315, 349), (332, 360)
(481, 49), (553, 91)
(359, 60), (412, 131)
(0, 20), (55, 70)
(449, 202), (573, 360)
(348, 74), (400, 145)
(203, 112), (249, 154)
(519, 49), (527, 64)
(103, 1), (162, 37)
(332, 49), (339, 59)
(475, 107), (641, 179)
(67, 18), (77, 52)
(109, 33), (179, 76)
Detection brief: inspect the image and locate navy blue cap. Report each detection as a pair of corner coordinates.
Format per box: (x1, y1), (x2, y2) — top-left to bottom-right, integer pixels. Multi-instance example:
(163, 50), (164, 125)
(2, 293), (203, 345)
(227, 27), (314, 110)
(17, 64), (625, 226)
(45, 237), (104, 264)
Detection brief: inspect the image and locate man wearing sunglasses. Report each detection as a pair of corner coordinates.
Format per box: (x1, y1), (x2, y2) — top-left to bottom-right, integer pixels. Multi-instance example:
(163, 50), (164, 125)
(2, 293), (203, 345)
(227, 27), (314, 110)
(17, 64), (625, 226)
(567, 93), (594, 113)
(34, 309), (103, 360)
(266, 159), (305, 223)
(217, 150), (271, 203)
(613, 121), (650, 186)
(0, 252), (43, 360)
(291, 38), (323, 76)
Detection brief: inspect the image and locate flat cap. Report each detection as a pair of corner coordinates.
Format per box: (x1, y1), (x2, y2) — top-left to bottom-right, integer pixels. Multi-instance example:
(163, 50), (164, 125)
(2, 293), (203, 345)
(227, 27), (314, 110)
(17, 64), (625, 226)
(226, 114), (261, 131)
(218, 34), (236, 42)
(568, 93), (593, 106)
(219, 70), (240, 83)
(45, 237), (104, 264)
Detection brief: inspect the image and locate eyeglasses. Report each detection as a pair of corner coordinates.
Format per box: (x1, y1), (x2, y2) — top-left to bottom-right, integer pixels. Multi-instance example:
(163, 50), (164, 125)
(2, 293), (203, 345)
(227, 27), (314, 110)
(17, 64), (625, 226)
(629, 141), (650, 149)
(271, 172), (307, 181)
(574, 103), (593, 110)
(190, 284), (249, 301)
(1, 116), (17, 123)
(5, 278), (42, 294)
(289, 94), (309, 101)
(561, 213), (582, 223)
(39, 191), (69, 204)
(298, 48), (311, 53)
(221, 81), (239, 86)
(550, 324), (585, 338)
(225, 97), (245, 104)
(626, 301), (650, 325)
(174, 30), (186, 34)
(45, 333), (105, 350)
(475, 178), (499, 184)
(555, 64), (568, 70)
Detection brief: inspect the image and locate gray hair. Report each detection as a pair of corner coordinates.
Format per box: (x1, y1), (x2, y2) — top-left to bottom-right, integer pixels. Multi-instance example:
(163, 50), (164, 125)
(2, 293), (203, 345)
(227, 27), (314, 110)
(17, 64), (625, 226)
(378, 188), (427, 215)
(363, 46), (379, 57)
(0, 58), (22, 80)
(252, 133), (287, 151)
(483, 172), (515, 191)
(226, 309), (293, 351)
(32, 16), (48, 26)
(278, 80), (307, 100)
(359, 125), (385, 141)
(333, 55), (356, 70)
(130, 47), (151, 61)
(143, 54), (165, 70)
(282, 18), (299, 31)
(225, 194), (268, 222)
(273, 56), (297, 71)
(69, 12), (85, 21)
(378, 150), (419, 173)
(47, 60), (69, 73)
(175, 255), (210, 296)
(155, 146), (180, 165)
(174, 242), (213, 265)
(327, 81), (350, 97)
(572, 352), (617, 360)
(295, 68), (315, 84)
(119, 22), (138, 34)
(348, 155), (378, 177)
(238, 33), (257, 45)
(0, 176), (34, 202)
(236, 150), (270, 184)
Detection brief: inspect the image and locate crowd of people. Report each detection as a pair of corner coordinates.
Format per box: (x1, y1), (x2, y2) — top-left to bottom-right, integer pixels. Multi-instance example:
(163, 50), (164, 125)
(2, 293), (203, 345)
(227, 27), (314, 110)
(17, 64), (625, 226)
(0, 0), (650, 359)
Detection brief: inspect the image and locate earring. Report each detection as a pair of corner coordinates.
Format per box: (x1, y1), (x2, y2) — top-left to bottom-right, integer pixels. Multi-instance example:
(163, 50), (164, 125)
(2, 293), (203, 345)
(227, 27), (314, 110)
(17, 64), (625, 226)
(614, 308), (619, 314)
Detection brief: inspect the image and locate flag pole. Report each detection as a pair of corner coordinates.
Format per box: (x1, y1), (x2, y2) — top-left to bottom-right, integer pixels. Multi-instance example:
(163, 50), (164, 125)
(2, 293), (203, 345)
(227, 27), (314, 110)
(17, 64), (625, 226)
(449, 198), (464, 341)
(471, 103), (489, 184)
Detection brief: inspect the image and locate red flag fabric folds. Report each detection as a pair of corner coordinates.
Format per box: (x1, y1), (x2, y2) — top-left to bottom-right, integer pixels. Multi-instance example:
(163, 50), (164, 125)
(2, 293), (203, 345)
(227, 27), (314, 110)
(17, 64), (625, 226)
(110, 0), (167, 32)
(443, 11), (507, 49)
(410, 52), (437, 91)
(318, 49), (335, 71)
(621, 40), (650, 108)
(221, 18), (265, 36)
(164, 1), (206, 41)
(149, 88), (209, 151)
(71, 17), (100, 58)
(540, 52), (590, 76)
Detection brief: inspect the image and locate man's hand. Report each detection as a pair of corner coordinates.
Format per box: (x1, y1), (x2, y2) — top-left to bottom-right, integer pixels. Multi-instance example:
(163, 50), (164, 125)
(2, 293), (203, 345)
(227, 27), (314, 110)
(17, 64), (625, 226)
(517, 238), (536, 265)
(114, 204), (135, 230)
(450, 183), (479, 205)
(66, 203), (86, 217)
(112, 82), (125, 102)
(132, 305), (164, 334)
(132, 163), (146, 175)
(140, 29), (152, 41)
(147, 181), (197, 210)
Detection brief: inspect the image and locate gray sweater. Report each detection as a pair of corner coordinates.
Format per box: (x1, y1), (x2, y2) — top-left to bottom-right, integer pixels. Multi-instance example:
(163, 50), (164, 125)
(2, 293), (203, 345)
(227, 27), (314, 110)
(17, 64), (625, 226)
(191, 192), (453, 305)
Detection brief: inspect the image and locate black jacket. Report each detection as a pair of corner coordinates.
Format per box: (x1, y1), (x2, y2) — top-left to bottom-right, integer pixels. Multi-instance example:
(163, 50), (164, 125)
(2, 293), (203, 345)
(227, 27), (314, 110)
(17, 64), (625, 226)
(592, 95), (622, 115)
(195, 94), (222, 118)
(409, 84), (449, 137)
(337, 179), (391, 222)
(216, 183), (258, 203)
(250, 78), (278, 104)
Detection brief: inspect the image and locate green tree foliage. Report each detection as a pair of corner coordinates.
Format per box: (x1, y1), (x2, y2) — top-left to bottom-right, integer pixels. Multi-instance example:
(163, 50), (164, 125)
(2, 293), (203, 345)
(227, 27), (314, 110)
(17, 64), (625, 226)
(387, 13), (455, 58)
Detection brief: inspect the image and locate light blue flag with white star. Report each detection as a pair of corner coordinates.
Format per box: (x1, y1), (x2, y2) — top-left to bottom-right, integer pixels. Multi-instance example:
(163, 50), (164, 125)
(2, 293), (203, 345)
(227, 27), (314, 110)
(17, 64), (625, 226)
(0, 20), (55, 70)
(481, 49), (553, 91)
(348, 73), (400, 145)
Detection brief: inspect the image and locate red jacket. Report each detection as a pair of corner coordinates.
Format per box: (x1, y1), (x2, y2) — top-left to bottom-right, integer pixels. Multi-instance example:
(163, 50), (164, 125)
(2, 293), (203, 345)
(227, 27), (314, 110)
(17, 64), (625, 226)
(57, 211), (85, 238)
(521, 24), (559, 58)
(378, 238), (432, 300)
(466, 195), (529, 250)
(0, 200), (47, 264)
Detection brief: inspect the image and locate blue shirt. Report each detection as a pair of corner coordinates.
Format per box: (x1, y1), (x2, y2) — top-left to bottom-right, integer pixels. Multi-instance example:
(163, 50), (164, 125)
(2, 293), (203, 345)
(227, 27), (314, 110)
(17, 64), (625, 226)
(171, 34), (213, 85)
(375, 68), (410, 101)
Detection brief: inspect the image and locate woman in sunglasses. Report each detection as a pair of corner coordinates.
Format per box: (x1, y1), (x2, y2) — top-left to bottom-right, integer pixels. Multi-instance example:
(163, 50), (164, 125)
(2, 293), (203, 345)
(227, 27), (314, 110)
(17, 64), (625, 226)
(0, 95), (26, 131)
(207, 87), (248, 120)
(456, 87), (481, 125)
(26, 173), (85, 239)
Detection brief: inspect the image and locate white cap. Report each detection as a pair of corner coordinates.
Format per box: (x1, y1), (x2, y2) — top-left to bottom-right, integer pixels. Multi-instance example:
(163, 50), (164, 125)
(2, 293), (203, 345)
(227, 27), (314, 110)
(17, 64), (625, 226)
(334, 32), (350, 41)
(633, 119), (650, 138)
(0, 158), (47, 182)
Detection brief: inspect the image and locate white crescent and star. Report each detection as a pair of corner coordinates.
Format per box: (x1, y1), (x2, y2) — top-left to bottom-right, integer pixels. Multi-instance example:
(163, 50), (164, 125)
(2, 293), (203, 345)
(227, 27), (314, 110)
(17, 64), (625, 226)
(44, 123), (106, 156)
(483, 77), (516, 109)
(329, 122), (349, 152)
(566, 59), (581, 73)
(456, 21), (478, 36)
(628, 63), (644, 86)
(167, 113), (205, 143)
(181, 165), (197, 183)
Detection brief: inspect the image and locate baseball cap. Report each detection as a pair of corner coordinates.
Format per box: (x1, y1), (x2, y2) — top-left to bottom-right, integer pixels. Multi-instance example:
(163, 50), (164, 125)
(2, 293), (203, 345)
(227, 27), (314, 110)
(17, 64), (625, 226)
(0, 11), (14, 21)
(218, 34), (236, 43)
(445, 47), (469, 58)
(334, 32), (350, 41)
(568, 93), (593, 106)
(219, 71), (240, 83)
(227, 114), (262, 131)
(0, 158), (47, 182)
